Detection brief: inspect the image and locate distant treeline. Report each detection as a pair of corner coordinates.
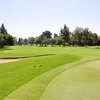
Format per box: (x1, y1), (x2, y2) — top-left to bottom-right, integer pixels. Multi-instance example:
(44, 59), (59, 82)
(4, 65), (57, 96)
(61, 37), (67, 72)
(0, 24), (100, 48)
(16, 25), (100, 47)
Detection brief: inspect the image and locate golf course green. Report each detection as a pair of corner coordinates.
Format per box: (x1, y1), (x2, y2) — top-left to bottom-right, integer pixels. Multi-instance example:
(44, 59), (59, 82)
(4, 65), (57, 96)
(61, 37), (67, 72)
(0, 46), (100, 100)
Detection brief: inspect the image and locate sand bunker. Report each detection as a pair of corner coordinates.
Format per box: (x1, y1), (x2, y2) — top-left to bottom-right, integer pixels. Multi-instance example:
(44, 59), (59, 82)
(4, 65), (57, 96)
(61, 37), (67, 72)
(0, 58), (21, 63)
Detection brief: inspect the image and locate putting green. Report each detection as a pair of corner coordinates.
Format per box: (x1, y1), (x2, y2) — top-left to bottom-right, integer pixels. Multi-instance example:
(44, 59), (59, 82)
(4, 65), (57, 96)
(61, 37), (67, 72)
(40, 60), (100, 100)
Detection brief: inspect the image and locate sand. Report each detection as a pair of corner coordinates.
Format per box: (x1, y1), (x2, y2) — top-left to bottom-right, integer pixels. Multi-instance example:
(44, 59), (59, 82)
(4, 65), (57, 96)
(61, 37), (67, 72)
(0, 58), (21, 63)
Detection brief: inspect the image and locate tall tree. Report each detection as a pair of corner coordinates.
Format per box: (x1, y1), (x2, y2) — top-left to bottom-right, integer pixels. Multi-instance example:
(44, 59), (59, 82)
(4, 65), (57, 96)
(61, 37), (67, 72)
(17, 38), (23, 45)
(0, 24), (15, 48)
(0, 34), (4, 48)
(74, 27), (83, 46)
(60, 25), (70, 45)
(0, 24), (7, 34)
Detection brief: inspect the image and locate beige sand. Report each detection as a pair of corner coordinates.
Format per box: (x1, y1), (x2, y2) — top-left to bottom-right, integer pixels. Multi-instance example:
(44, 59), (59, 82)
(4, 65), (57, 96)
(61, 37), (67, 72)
(0, 58), (21, 63)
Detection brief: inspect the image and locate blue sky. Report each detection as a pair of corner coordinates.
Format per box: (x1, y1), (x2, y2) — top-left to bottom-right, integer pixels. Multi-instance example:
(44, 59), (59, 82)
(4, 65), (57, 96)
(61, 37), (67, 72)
(0, 0), (100, 38)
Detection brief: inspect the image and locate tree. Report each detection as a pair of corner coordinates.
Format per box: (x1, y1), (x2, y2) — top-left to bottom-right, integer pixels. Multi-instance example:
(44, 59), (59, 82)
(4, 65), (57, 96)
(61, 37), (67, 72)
(73, 27), (99, 46)
(23, 38), (28, 45)
(4, 35), (15, 46)
(42, 36), (48, 47)
(37, 35), (43, 46)
(0, 34), (4, 48)
(36, 31), (52, 47)
(42, 31), (52, 39)
(0, 24), (7, 34)
(70, 33), (78, 46)
(60, 25), (70, 45)
(34, 37), (39, 46)
(0, 24), (15, 48)
(73, 27), (83, 46)
(17, 38), (23, 45)
(28, 37), (34, 45)
(93, 33), (98, 41)
(92, 33), (98, 45)
(50, 38), (56, 47)
(56, 36), (63, 47)
(54, 33), (58, 38)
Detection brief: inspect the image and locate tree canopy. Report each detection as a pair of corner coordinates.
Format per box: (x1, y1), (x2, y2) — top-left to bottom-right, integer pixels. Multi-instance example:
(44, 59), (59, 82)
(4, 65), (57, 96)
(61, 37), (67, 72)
(0, 24), (15, 48)
(0, 23), (99, 47)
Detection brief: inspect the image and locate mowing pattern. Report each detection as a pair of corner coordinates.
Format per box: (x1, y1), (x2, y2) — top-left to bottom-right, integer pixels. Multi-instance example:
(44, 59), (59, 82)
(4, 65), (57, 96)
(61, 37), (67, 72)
(40, 60), (100, 100)
(3, 59), (100, 100)
(0, 54), (79, 99)
(0, 46), (100, 100)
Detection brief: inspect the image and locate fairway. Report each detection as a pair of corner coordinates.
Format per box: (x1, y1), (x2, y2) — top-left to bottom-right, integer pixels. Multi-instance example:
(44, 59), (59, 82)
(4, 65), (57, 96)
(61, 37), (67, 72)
(41, 60), (100, 100)
(0, 46), (100, 100)
(1, 0), (100, 99)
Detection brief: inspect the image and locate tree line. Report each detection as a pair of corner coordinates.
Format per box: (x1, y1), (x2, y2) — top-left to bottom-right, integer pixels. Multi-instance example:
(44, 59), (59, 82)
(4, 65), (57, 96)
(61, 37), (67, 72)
(16, 24), (100, 47)
(0, 24), (100, 48)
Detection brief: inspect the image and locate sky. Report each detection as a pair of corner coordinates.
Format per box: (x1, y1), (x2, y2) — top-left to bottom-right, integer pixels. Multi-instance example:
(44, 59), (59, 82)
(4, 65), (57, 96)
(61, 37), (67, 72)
(0, 0), (100, 38)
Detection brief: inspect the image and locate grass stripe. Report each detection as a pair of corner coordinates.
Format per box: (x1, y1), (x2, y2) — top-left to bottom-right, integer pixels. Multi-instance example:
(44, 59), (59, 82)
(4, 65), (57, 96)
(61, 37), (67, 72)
(4, 58), (98, 100)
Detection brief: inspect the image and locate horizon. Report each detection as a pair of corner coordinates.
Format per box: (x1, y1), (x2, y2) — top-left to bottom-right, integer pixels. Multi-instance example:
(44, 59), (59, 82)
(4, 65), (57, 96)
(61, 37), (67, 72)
(0, 0), (100, 38)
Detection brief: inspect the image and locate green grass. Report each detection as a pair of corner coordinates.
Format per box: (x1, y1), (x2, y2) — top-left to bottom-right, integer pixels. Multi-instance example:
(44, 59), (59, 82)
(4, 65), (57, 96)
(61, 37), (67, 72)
(0, 46), (100, 100)
(3, 58), (97, 100)
(40, 60), (100, 100)
(0, 46), (100, 58)
(0, 46), (80, 99)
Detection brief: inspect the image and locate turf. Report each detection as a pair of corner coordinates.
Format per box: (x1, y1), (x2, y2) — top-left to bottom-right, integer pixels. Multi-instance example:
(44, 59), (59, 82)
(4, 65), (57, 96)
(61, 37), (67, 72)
(40, 60), (100, 100)
(3, 58), (96, 100)
(0, 46), (100, 58)
(0, 46), (100, 100)
(0, 47), (80, 99)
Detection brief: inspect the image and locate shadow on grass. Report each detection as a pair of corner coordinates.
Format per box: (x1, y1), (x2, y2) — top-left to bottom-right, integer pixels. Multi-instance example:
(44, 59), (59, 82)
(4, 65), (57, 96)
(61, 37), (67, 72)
(0, 46), (13, 51)
(0, 54), (55, 59)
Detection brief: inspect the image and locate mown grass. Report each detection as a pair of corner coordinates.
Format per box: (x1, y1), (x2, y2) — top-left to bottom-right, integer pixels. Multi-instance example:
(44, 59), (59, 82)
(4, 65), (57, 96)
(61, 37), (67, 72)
(0, 46), (100, 100)
(4, 58), (97, 100)
(0, 46), (100, 58)
(0, 52), (80, 99)
(40, 60), (100, 100)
